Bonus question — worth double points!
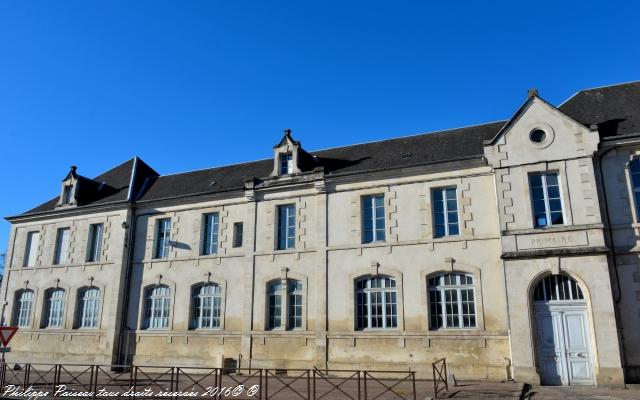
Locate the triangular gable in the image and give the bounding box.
[484,95,591,147]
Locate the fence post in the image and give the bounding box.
[306,370,310,400]
[24,363,30,390]
[412,372,416,400]
[357,371,361,400]
[362,371,367,400]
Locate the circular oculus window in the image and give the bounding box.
[529,128,547,144]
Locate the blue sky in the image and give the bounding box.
[1,1,639,261]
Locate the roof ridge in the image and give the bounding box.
[309,119,507,154]
[559,80,640,107]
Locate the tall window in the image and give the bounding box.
[154,218,171,259]
[62,185,73,204]
[202,213,219,255]
[23,231,39,267]
[44,288,66,328]
[362,194,385,243]
[529,173,564,228]
[13,290,34,327]
[288,280,303,329]
[267,279,303,330]
[87,223,103,262]
[432,187,459,237]
[191,283,222,329]
[233,222,244,248]
[629,159,640,221]
[53,228,71,265]
[276,204,296,250]
[77,287,101,328]
[143,285,171,329]
[428,273,476,329]
[280,153,293,175]
[355,276,397,330]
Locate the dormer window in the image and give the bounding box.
[62,185,73,204]
[279,153,293,175]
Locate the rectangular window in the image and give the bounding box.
[529,172,564,228]
[362,194,385,243]
[54,228,71,265]
[62,185,73,204]
[279,153,293,175]
[432,187,459,238]
[202,213,219,255]
[629,159,640,221]
[233,222,243,248]
[154,218,171,259]
[87,223,103,262]
[24,231,39,267]
[276,204,296,250]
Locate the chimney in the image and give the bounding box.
[528,88,539,98]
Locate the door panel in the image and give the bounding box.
[562,311,593,384]
[534,306,593,385]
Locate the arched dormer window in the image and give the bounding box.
[58,165,78,207]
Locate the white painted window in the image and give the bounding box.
[62,185,73,204]
[362,195,386,243]
[202,213,219,255]
[191,283,222,329]
[533,274,584,302]
[276,204,296,250]
[629,159,640,221]
[24,231,39,267]
[53,228,71,265]
[432,187,459,237]
[87,223,103,262]
[267,279,303,330]
[77,287,100,328]
[154,218,171,259]
[428,273,476,329]
[356,276,397,330]
[13,290,34,327]
[529,172,564,228]
[143,285,171,329]
[288,280,303,329]
[279,153,293,175]
[44,288,66,328]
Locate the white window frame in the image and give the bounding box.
[86,223,103,262]
[276,204,296,250]
[202,213,219,256]
[361,194,386,243]
[191,283,223,329]
[23,231,39,267]
[143,285,171,330]
[44,288,66,328]
[266,279,303,330]
[53,228,71,265]
[279,153,293,175]
[13,290,34,327]
[77,287,101,329]
[154,218,171,259]
[355,276,397,330]
[428,273,476,330]
[432,187,459,237]
[529,172,565,228]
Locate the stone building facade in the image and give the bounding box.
[2,82,640,386]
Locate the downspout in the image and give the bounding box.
[596,146,626,376]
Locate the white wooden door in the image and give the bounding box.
[534,306,593,385]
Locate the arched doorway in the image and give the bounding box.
[532,274,594,385]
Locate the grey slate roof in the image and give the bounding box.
[14,81,640,218]
[560,81,640,137]
[20,158,157,216]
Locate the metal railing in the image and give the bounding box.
[432,358,448,399]
[0,363,418,399]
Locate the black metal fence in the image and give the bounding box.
[431,358,448,399]
[0,363,421,399]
